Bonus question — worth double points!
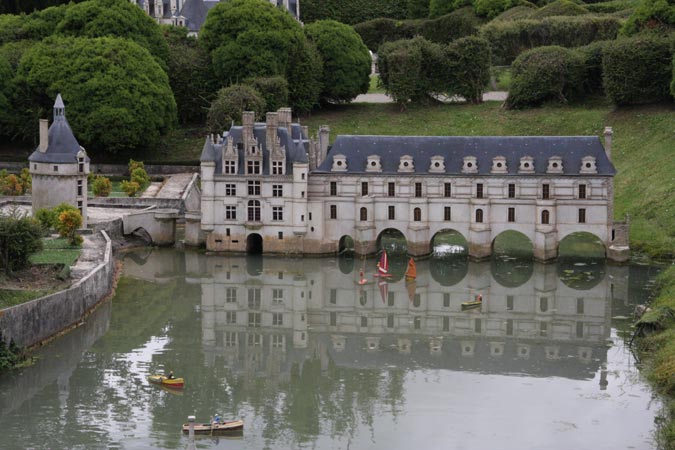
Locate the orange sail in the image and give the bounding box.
[405,258,417,280]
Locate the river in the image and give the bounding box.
[0,249,663,449]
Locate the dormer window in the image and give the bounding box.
[331,154,347,172]
[366,155,382,172]
[271,160,284,175]
[429,156,445,173]
[224,160,237,174]
[547,156,563,174]
[462,156,478,174]
[519,156,535,174]
[580,156,597,174]
[398,155,414,173]
[247,160,261,174]
[491,156,507,174]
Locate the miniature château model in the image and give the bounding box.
[29,94,90,227]
[131,0,300,35]
[199,109,630,262]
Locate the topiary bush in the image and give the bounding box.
[418,8,482,44]
[474,0,519,19]
[505,45,585,109]
[622,0,675,35]
[603,36,673,105]
[574,40,611,95]
[528,0,589,19]
[121,180,140,197]
[492,5,536,20]
[56,208,83,246]
[130,168,150,190]
[354,18,417,52]
[302,0,408,24]
[92,176,112,197]
[446,36,492,103]
[34,208,58,231]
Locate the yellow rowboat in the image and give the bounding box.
[182,419,244,435]
[148,374,184,388]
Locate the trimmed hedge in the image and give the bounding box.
[446,36,492,103]
[585,0,638,14]
[355,8,481,51]
[480,15,622,64]
[602,36,673,105]
[505,46,585,109]
[574,40,611,95]
[528,0,589,19]
[492,5,536,20]
[301,0,408,24]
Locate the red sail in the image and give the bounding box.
[405,258,417,280]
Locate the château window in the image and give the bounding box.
[224,160,237,174]
[78,157,84,173]
[247,160,261,175]
[330,181,337,196]
[248,180,261,196]
[444,183,451,197]
[225,287,237,303]
[271,160,284,175]
[273,313,283,326]
[444,207,451,221]
[225,205,236,220]
[388,182,395,197]
[248,200,261,222]
[476,183,484,199]
[578,208,586,223]
[415,183,422,198]
[272,206,283,221]
[360,207,368,221]
[361,182,369,196]
[225,184,236,196]
[508,207,515,222]
[541,209,550,225]
[542,184,550,199]
[330,204,337,219]
[388,205,395,220]
[578,184,586,199]
[53,165,58,172]
[475,209,484,223]
[508,183,515,198]
[272,184,283,197]
[77,180,83,196]
[413,207,422,222]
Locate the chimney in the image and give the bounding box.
[242,111,255,143]
[319,125,330,165]
[39,119,49,152]
[278,107,292,135]
[266,112,279,151]
[603,126,613,161]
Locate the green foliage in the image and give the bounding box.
[378,38,432,106]
[55,208,82,246]
[602,36,672,105]
[585,0,639,14]
[480,15,622,64]
[121,180,140,197]
[286,39,323,113]
[206,84,266,133]
[429,0,457,17]
[0,331,25,372]
[446,36,492,103]
[162,25,216,125]
[130,167,150,189]
[305,20,371,103]
[16,36,177,154]
[474,0,520,18]
[574,40,611,94]
[92,175,112,197]
[0,210,43,273]
[528,0,589,18]
[0,5,69,45]
[245,76,289,112]
[19,168,31,193]
[55,0,169,66]
[0,1,84,15]
[408,0,430,18]
[302,0,408,24]
[355,8,481,51]
[622,0,675,34]
[34,207,57,230]
[505,46,585,109]
[0,173,23,195]
[128,159,145,174]
[492,5,537,20]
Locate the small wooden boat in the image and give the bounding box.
[461,295,483,311]
[182,419,244,435]
[148,374,184,388]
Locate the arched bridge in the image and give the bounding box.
[123,207,181,245]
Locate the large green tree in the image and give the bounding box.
[16,36,176,154]
[305,20,371,103]
[623,0,675,34]
[200,0,322,113]
[0,0,85,15]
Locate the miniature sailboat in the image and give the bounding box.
[405,258,417,281]
[358,255,370,285]
[378,278,389,303]
[373,250,392,278]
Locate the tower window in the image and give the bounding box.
[541,209,550,225]
[475,209,484,223]
[476,183,483,199]
[330,204,337,219]
[579,184,586,199]
[388,182,395,197]
[330,181,337,196]
[508,183,515,198]
[413,207,421,222]
[508,207,515,222]
[361,182,368,196]
[578,208,586,223]
[542,183,550,199]
[415,183,422,198]
[444,183,452,197]
[388,205,395,220]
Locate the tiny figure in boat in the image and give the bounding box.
[167,370,174,380]
[475,294,482,303]
[214,414,221,424]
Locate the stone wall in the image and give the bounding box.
[0,230,115,348]
[0,162,199,176]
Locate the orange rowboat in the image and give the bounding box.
[148,374,184,388]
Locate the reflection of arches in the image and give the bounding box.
[130,227,153,244]
[430,257,469,286]
[558,232,606,259]
[491,257,534,288]
[430,229,469,256]
[492,230,533,259]
[338,254,354,274]
[376,228,407,255]
[246,254,263,276]
[558,259,605,290]
[246,233,263,254]
[338,235,354,254]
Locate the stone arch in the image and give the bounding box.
[376,228,407,255]
[430,229,469,257]
[558,232,606,259]
[129,227,153,244]
[246,233,263,254]
[492,230,534,260]
[338,235,354,254]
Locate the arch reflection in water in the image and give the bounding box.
[188,254,618,382]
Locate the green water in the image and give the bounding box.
[0,249,663,449]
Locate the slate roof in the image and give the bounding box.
[179,0,209,32]
[28,95,89,164]
[315,135,616,176]
[200,123,309,175]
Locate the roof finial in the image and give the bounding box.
[54,93,65,121]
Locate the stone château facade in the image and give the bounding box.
[200,109,629,262]
[29,94,90,227]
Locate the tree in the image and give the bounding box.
[408,0,430,18]
[206,84,265,133]
[0,210,43,274]
[623,0,675,35]
[56,208,83,246]
[305,20,371,104]
[92,176,112,197]
[446,36,491,103]
[246,76,289,112]
[16,36,176,155]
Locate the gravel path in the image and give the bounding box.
[353,91,508,103]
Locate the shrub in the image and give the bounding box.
[19,168,31,194]
[429,0,458,18]
[528,0,589,19]
[505,45,585,109]
[206,84,266,133]
[493,5,536,20]
[603,36,673,105]
[354,18,417,52]
[474,0,520,18]
[574,40,611,95]
[56,209,83,246]
[0,211,43,273]
[0,174,22,196]
[34,208,58,230]
[408,0,430,18]
[128,159,144,174]
[92,176,112,197]
[121,180,140,197]
[622,0,675,34]
[245,76,289,112]
[302,0,408,24]
[446,36,492,103]
[130,168,150,190]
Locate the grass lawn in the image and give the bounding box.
[29,237,81,266]
[0,289,52,309]
[88,180,128,198]
[368,74,386,94]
